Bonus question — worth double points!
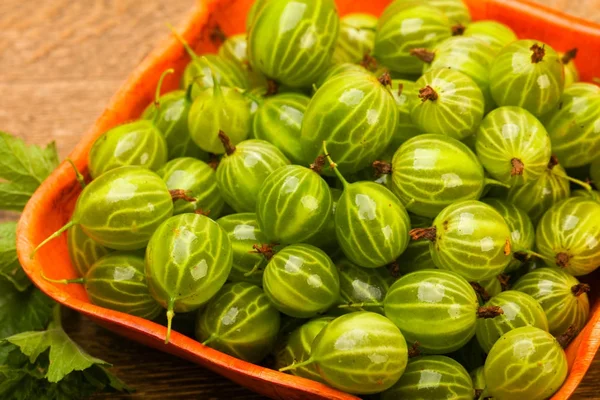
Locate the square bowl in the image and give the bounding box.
[16,0,600,398]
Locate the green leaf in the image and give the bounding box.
[0,132,59,211]
[0,278,54,340]
[0,222,30,291]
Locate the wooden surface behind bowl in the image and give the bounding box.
[0,0,599,398]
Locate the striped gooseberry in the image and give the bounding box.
[489,40,564,117]
[216,213,274,285]
[535,197,600,276]
[216,133,290,213]
[196,282,280,363]
[481,198,536,272]
[382,269,479,354]
[218,34,267,89]
[33,166,174,254]
[274,316,334,383]
[560,48,579,87]
[504,158,571,223]
[262,244,340,318]
[45,252,162,320]
[410,68,485,140]
[315,63,368,88]
[543,83,600,167]
[484,327,568,400]
[475,290,549,353]
[245,0,268,32]
[381,355,474,400]
[88,120,167,179]
[410,200,512,281]
[300,69,397,174]
[390,79,421,149]
[170,28,249,97]
[332,13,377,64]
[572,188,600,201]
[426,0,471,25]
[145,213,233,342]
[252,92,310,164]
[415,36,496,112]
[374,5,452,75]
[476,106,552,186]
[462,20,517,53]
[248,0,339,88]
[187,72,251,155]
[392,214,435,275]
[256,164,332,244]
[67,224,112,277]
[390,134,489,218]
[513,267,590,336]
[336,258,395,315]
[157,157,224,217]
[142,87,207,161]
[325,145,411,268]
[279,311,408,394]
[303,187,342,251]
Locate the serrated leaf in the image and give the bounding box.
[0,132,59,211]
[0,278,54,340]
[0,222,30,291]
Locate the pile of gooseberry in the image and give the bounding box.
[34,0,600,398]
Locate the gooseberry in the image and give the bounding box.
[332,13,377,64]
[336,258,394,315]
[67,224,112,277]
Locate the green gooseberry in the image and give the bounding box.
[411,200,512,281]
[325,146,411,268]
[45,251,162,320]
[170,27,248,97]
[303,187,342,251]
[88,120,167,179]
[410,68,485,140]
[390,79,421,149]
[332,13,377,64]
[315,63,368,88]
[252,92,310,164]
[475,290,549,353]
[513,267,590,336]
[379,0,471,26]
[218,34,267,89]
[196,282,280,363]
[216,213,273,285]
[157,157,224,217]
[145,213,233,342]
[216,134,290,213]
[262,244,339,318]
[383,269,478,354]
[390,134,490,218]
[463,20,517,53]
[572,189,600,201]
[300,69,397,174]
[142,88,208,161]
[67,224,112,277]
[560,48,580,87]
[484,327,568,400]
[490,40,564,117]
[274,316,334,383]
[187,71,251,154]
[245,0,269,32]
[33,166,174,255]
[476,106,552,186]
[279,311,408,394]
[416,36,496,112]
[470,366,486,399]
[336,258,395,315]
[374,5,452,75]
[536,197,600,276]
[481,198,536,273]
[543,83,600,167]
[504,160,571,224]
[247,0,339,88]
[256,165,332,244]
[381,355,474,400]
[393,214,435,275]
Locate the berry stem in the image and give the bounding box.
[165,297,176,344]
[66,158,86,189]
[551,169,593,192]
[241,89,263,105]
[278,357,315,372]
[571,283,591,297]
[561,48,578,64]
[167,23,200,62]
[41,270,85,285]
[244,258,265,277]
[322,141,349,189]
[202,334,218,346]
[153,68,175,123]
[218,130,236,155]
[515,249,553,262]
[476,306,504,319]
[410,48,436,64]
[409,227,436,242]
[30,220,77,259]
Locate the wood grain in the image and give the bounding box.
[0,0,598,399]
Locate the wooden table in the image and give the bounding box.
[1,0,598,398]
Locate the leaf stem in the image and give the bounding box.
[41,270,85,285]
[322,141,348,188]
[152,69,175,124]
[278,358,314,372]
[30,220,76,259]
[165,298,175,344]
[551,170,593,192]
[66,158,86,189]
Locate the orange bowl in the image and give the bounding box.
[16,0,600,398]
